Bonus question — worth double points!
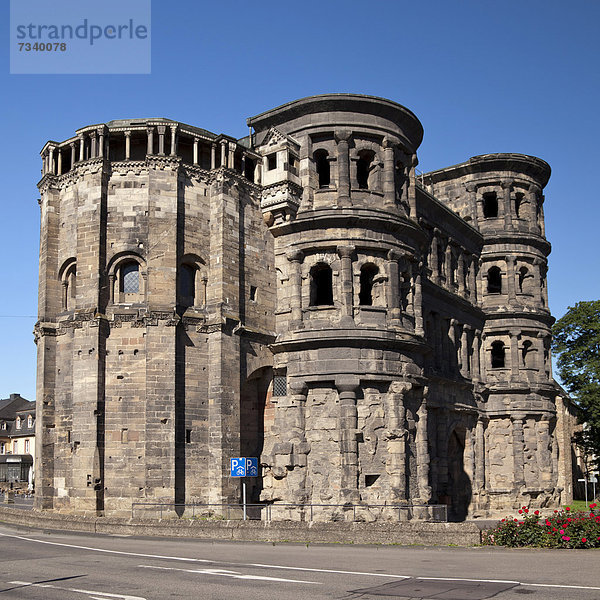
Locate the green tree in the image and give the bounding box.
[552,300,600,470]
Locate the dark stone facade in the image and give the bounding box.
[34,95,575,519]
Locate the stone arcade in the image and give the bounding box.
[34,94,576,520]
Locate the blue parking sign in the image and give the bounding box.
[246,457,259,477]
[230,457,246,477]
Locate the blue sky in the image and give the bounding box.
[1,0,598,400]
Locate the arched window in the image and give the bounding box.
[522,340,533,367]
[310,263,333,306]
[16,417,21,430]
[491,341,506,369]
[314,149,330,188]
[179,264,196,307]
[487,266,502,294]
[515,192,524,218]
[121,262,140,294]
[356,150,375,190]
[518,266,530,294]
[483,192,498,218]
[359,263,379,306]
[64,264,76,310]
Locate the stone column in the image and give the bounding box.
[448,319,457,371]
[469,256,478,302]
[48,147,55,175]
[475,418,486,492]
[157,126,166,155]
[510,331,520,381]
[386,250,401,322]
[457,253,465,296]
[502,180,513,229]
[286,250,304,329]
[472,330,481,381]
[334,130,351,206]
[57,149,63,175]
[413,268,424,336]
[220,141,227,168]
[505,255,516,303]
[460,325,469,377]
[170,125,178,157]
[407,155,417,218]
[511,416,526,491]
[228,142,236,169]
[98,128,105,158]
[532,258,542,304]
[146,126,154,155]
[193,139,199,165]
[90,130,97,158]
[336,378,360,501]
[210,143,216,169]
[79,135,85,162]
[529,186,540,233]
[430,231,440,285]
[124,131,131,161]
[437,408,449,496]
[445,243,453,288]
[338,245,355,323]
[536,415,552,488]
[465,183,478,224]
[70,143,76,167]
[416,390,432,502]
[382,138,396,206]
[286,380,310,503]
[383,381,410,501]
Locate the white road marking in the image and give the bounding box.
[138,564,321,585]
[249,563,410,579]
[3,530,600,592]
[9,581,146,600]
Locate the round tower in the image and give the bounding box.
[248,95,434,513]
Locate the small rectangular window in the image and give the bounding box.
[267,153,277,171]
[272,375,287,397]
[186,429,192,444]
[249,286,257,302]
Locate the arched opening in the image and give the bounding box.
[356,150,375,189]
[483,192,498,218]
[491,341,506,369]
[359,263,379,306]
[244,158,256,182]
[447,428,472,522]
[63,264,76,311]
[310,263,333,306]
[240,366,273,505]
[121,262,140,294]
[314,149,330,188]
[518,266,530,294]
[515,192,524,218]
[522,340,533,367]
[487,266,502,294]
[179,264,196,308]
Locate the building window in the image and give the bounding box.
[27,415,33,428]
[491,341,506,369]
[249,285,257,302]
[483,192,498,218]
[515,192,524,218]
[0,442,4,454]
[267,153,277,171]
[522,340,533,367]
[13,440,18,454]
[487,266,502,294]
[15,417,21,430]
[179,264,196,307]
[272,374,287,397]
[121,262,140,294]
[314,149,330,188]
[25,440,30,454]
[356,150,375,189]
[1,422,6,430]
[310,263,334,306]
[517,266,532,294]
[359,263,379,306]
[288,153,298,176]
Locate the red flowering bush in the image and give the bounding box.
[483,504,600,548]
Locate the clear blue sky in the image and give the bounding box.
[1,0,598,400]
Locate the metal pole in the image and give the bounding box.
[243,480,247,521]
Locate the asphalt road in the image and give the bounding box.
[0,524,599,599]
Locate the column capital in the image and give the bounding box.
[464,182,477,193]
[500,179,512,190]
[335,377,360,393]
[382,137,395,149]
[124,130,131,138]
[146,125,154,134]
[286,249,304,263]
[387,249,402,262]
[288,379,308,397]
[337,245,355,259]
[334,129,352,143]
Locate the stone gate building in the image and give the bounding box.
[34,94,576,520]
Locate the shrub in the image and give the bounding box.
[483,504,600,548]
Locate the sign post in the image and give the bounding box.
[230,457,258,521]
